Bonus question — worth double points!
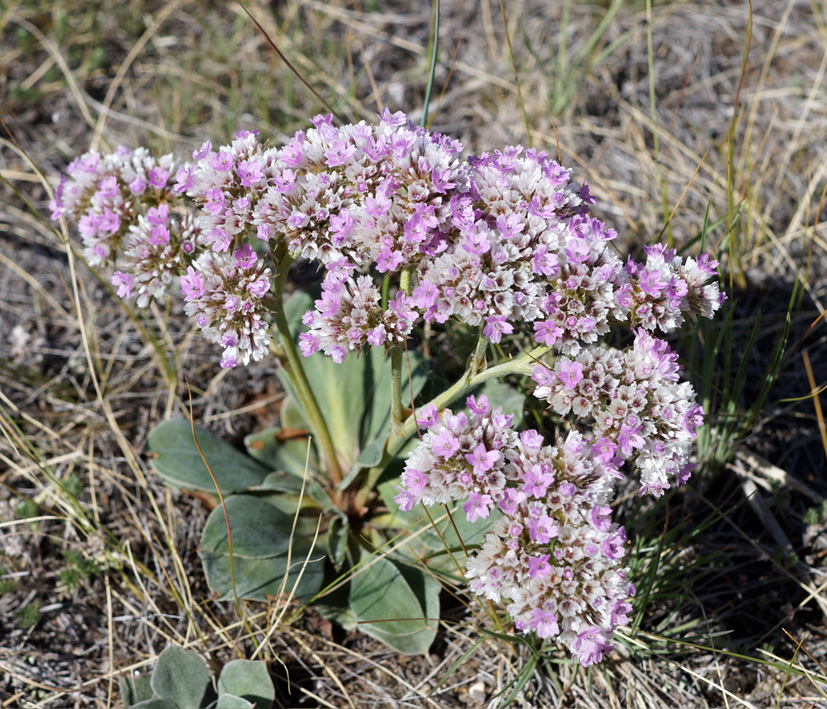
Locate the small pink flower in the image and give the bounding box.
[463,492,493,523]
[394,486,416,512]
[112,271,132,299]
[466,444,500,475]
[572,627,612,667]
[484,316,513,343]
[234,244,257,268]
[558,360,583,389]
[432,429,460,459]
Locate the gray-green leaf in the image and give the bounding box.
[199,495,325,602]
[348,550,439,655]
[129,700,178,709]
[149,645,210,709]
[147,420,270,493]
[215,695,254,709]
[217,660,275,709]
[244,428,320,483]
[120,673,154,707]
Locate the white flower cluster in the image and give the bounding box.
[53,113,724,369]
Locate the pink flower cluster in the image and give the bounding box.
[49,146,202,308]
[532,329,704,496]
[395,395,633,666]
[53,112,724,368]
[281,118,724,358]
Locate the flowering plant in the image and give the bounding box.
[51,109,723,663]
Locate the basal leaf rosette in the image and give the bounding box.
[394,395,633,666]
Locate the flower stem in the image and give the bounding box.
[389,266,415,435]
[271,248,343,486]
[390,346,404,435]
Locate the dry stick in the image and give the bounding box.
[360,41,384,112]
[9,17,96,129]
[655,143,712,244]
[803,350,827,480]
[778,629,808,703]
[85,440,116,707]
[781,628,827,687]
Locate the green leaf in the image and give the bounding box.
[244,428,320,482]
[360,348,429,446]
[257,472,331,510]
[278,295,428,471]
[283,290,314,335]
[147,420,270,493]
[340,351,429,489]
[277,349,371,469]
[120,674,154,707]
[217,660,275,709]
[149,645,210,709]
[279,394,309,431]
[199,494,325,602]
[352,435,386,471]
[129,700,177,709]
[326,513,349,567]
[216,695,253,709]
[348,550,439,654]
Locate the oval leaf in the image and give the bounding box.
[200,495,298,559]
[120,674,154,707]
[199,494,325,602]
[216,695,253,709]
[244,428,321,484]
[348,550,439,655]
[129,700,178,709]
[147,420,270,493]
[150,645,210,709]
[218,660,275,709]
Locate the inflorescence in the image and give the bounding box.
[52,110,724,665]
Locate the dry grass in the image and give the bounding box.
[2,0,827,706]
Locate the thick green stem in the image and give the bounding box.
[389,267,415,435]
[271,249,343,486]
[469,330,488,374]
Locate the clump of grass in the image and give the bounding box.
[58,549,101,592]
[14,600,42,629]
